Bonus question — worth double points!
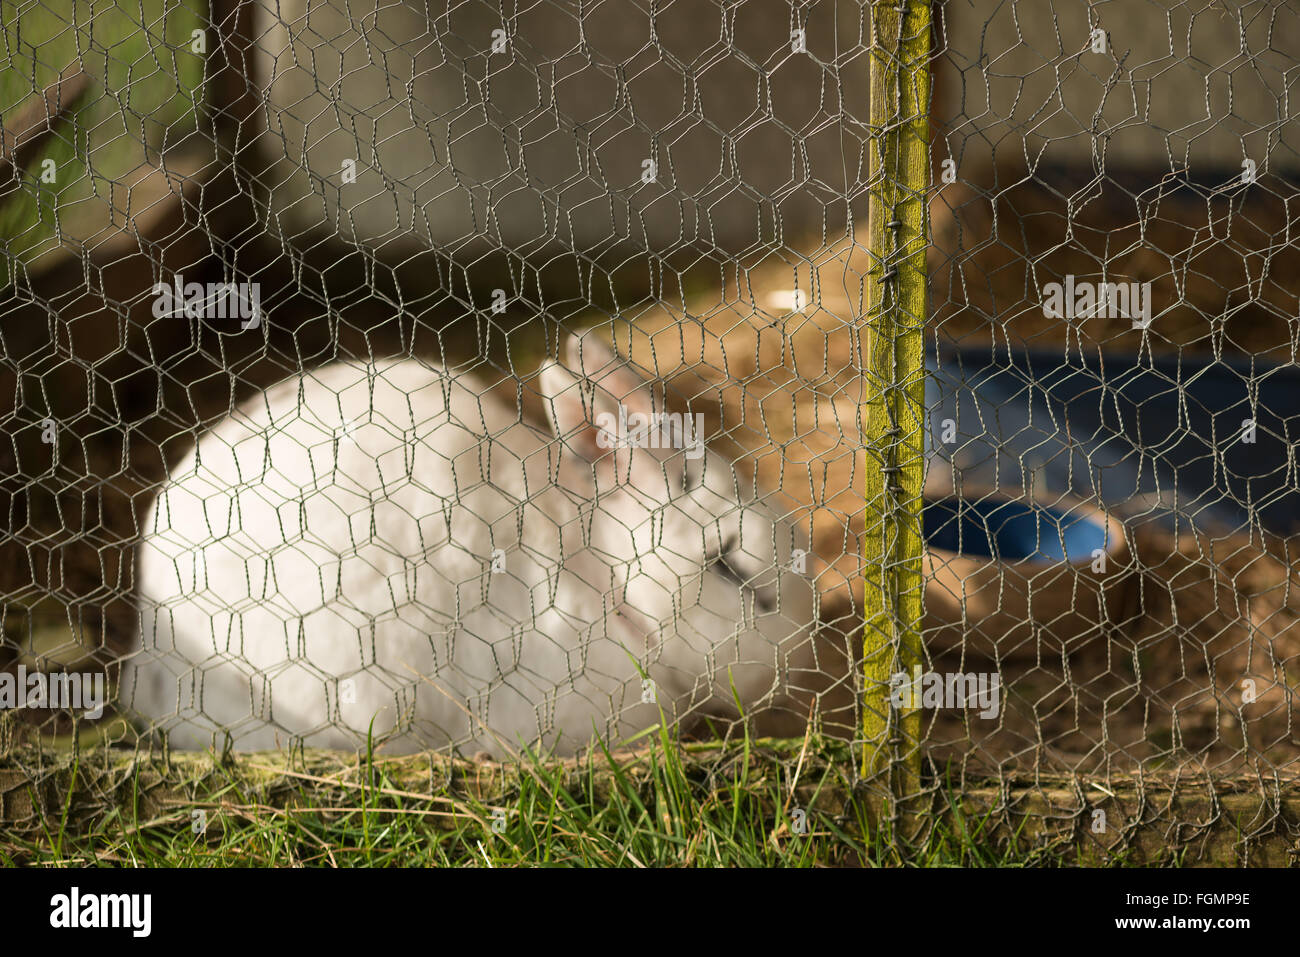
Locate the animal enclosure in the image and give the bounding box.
[2,0,1300,862]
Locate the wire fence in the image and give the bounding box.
[2,0,1299,853]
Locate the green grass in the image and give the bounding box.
[0,0,208,285]
[0,726,1070,867]
[5,713,1286,866]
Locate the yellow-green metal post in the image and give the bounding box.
[861,0,930,801]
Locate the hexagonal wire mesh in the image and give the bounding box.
[920,0,1300,847]
[1,0,1298,847]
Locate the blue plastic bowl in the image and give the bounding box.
[923,496,1109,563]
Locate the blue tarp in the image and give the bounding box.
[926,344,1300,536]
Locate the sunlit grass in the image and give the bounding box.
[0,725,1101,868]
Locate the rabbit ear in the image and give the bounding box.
[538,359,601,461]
[539,334,657,463]
[564,334,587,372]
[568,333,655,414]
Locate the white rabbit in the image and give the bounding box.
[124,334,826,756]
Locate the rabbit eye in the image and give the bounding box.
[713,555,744,586]
[706,536,777,614]
[705,533,739,569]
[684,456,706,491]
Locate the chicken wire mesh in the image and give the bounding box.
[0,0,1297,853]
